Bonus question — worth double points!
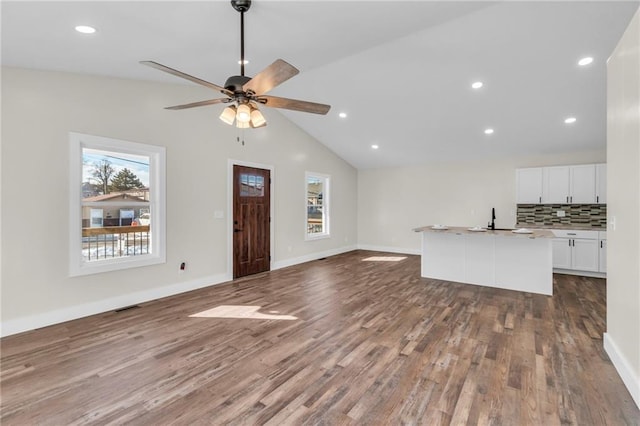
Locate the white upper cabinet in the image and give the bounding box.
[516,167,543,204]
[520,163,601,204]
[542,166,570,203]
[596,163,607,204]
[569,164,596,204]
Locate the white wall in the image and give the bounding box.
[357,151,606,253]
[0,67,357,335]
[605,7,640,408]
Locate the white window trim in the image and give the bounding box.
[305,171,330,240]
[69,132,166,276]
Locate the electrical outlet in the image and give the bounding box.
[556,210,566,217]
[179,262,186,271]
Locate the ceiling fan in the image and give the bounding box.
[141,0,331,128]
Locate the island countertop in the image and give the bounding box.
[413,226,554,239]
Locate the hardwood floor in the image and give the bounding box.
[1,250,638,425]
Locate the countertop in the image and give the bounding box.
[413,226,554,239]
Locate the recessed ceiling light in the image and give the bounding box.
[564,117,577,124]
[338,112,347,118]
[371,144,379,150]
[471,81,483,89]
[484,128,494,135]
[578,57,593,66]
[75,25,96,34]
[238,59,249,65]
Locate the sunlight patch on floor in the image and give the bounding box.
[362,256,407,262]
[189,305,298,320]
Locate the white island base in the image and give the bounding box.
[415,227,554,296]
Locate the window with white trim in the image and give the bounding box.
[305,172,330,239]
[69,132,166,276]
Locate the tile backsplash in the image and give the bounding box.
[516,204,606,228]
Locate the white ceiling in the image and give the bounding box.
[2,1,638,169]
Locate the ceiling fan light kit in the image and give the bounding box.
[219,105,237,125]
[141,0,330,131]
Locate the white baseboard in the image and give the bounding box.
[272,245,357,270]
[604,332,640,409]
[357,244,421,256]
[0,273,231,338]
[553,268,606,278]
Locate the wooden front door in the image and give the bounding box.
[233,165,271,278]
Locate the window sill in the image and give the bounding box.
[305,233,331,241]
[70,254,165,277]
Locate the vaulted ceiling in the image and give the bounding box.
[2,1,638,168]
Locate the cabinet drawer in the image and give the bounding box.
[551,229,599,239]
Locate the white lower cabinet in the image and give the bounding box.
[571,239,599,272]
[552,238,572,269]
[599,231,607,273]
[551,230,601,274]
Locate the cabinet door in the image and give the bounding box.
[596,164,607,204]
[572,239,599,272]
[599,239,607,273]
[543,166,570,204]
[516,168,543,204]
[552,238,572,269]
[570,164,596,204]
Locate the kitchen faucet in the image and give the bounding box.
[488,207,496,230]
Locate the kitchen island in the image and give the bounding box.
[413,226,555,295]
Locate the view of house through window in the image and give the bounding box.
[306,172,330,239]
[70,132,166,276]
[82,148,151,261]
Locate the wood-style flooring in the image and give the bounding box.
[1,250,638,425]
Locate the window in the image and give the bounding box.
[69,132,166,276]
[306,172,330,239]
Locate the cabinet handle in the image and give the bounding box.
[539,196,541,203]
[568,240,571,247]
[601,241,603,248]
[567,233,577,235]
[566,196,569,203]
[570,196,573,203]
[597,195,599,203]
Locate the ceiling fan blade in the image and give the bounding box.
[243,59,300,95]
[165,98,229,110]
[260,95,331,115]
[140,61,233,96]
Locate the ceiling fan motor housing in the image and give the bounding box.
[224,75,252,95]
[231,0,251,13]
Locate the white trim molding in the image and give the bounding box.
[0,273,231,338]
[604,332,640,409]
[357,244,421,256]
[69,132,166,276]
[273,245,356,270]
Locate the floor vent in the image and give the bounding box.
[115,305,141,313]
